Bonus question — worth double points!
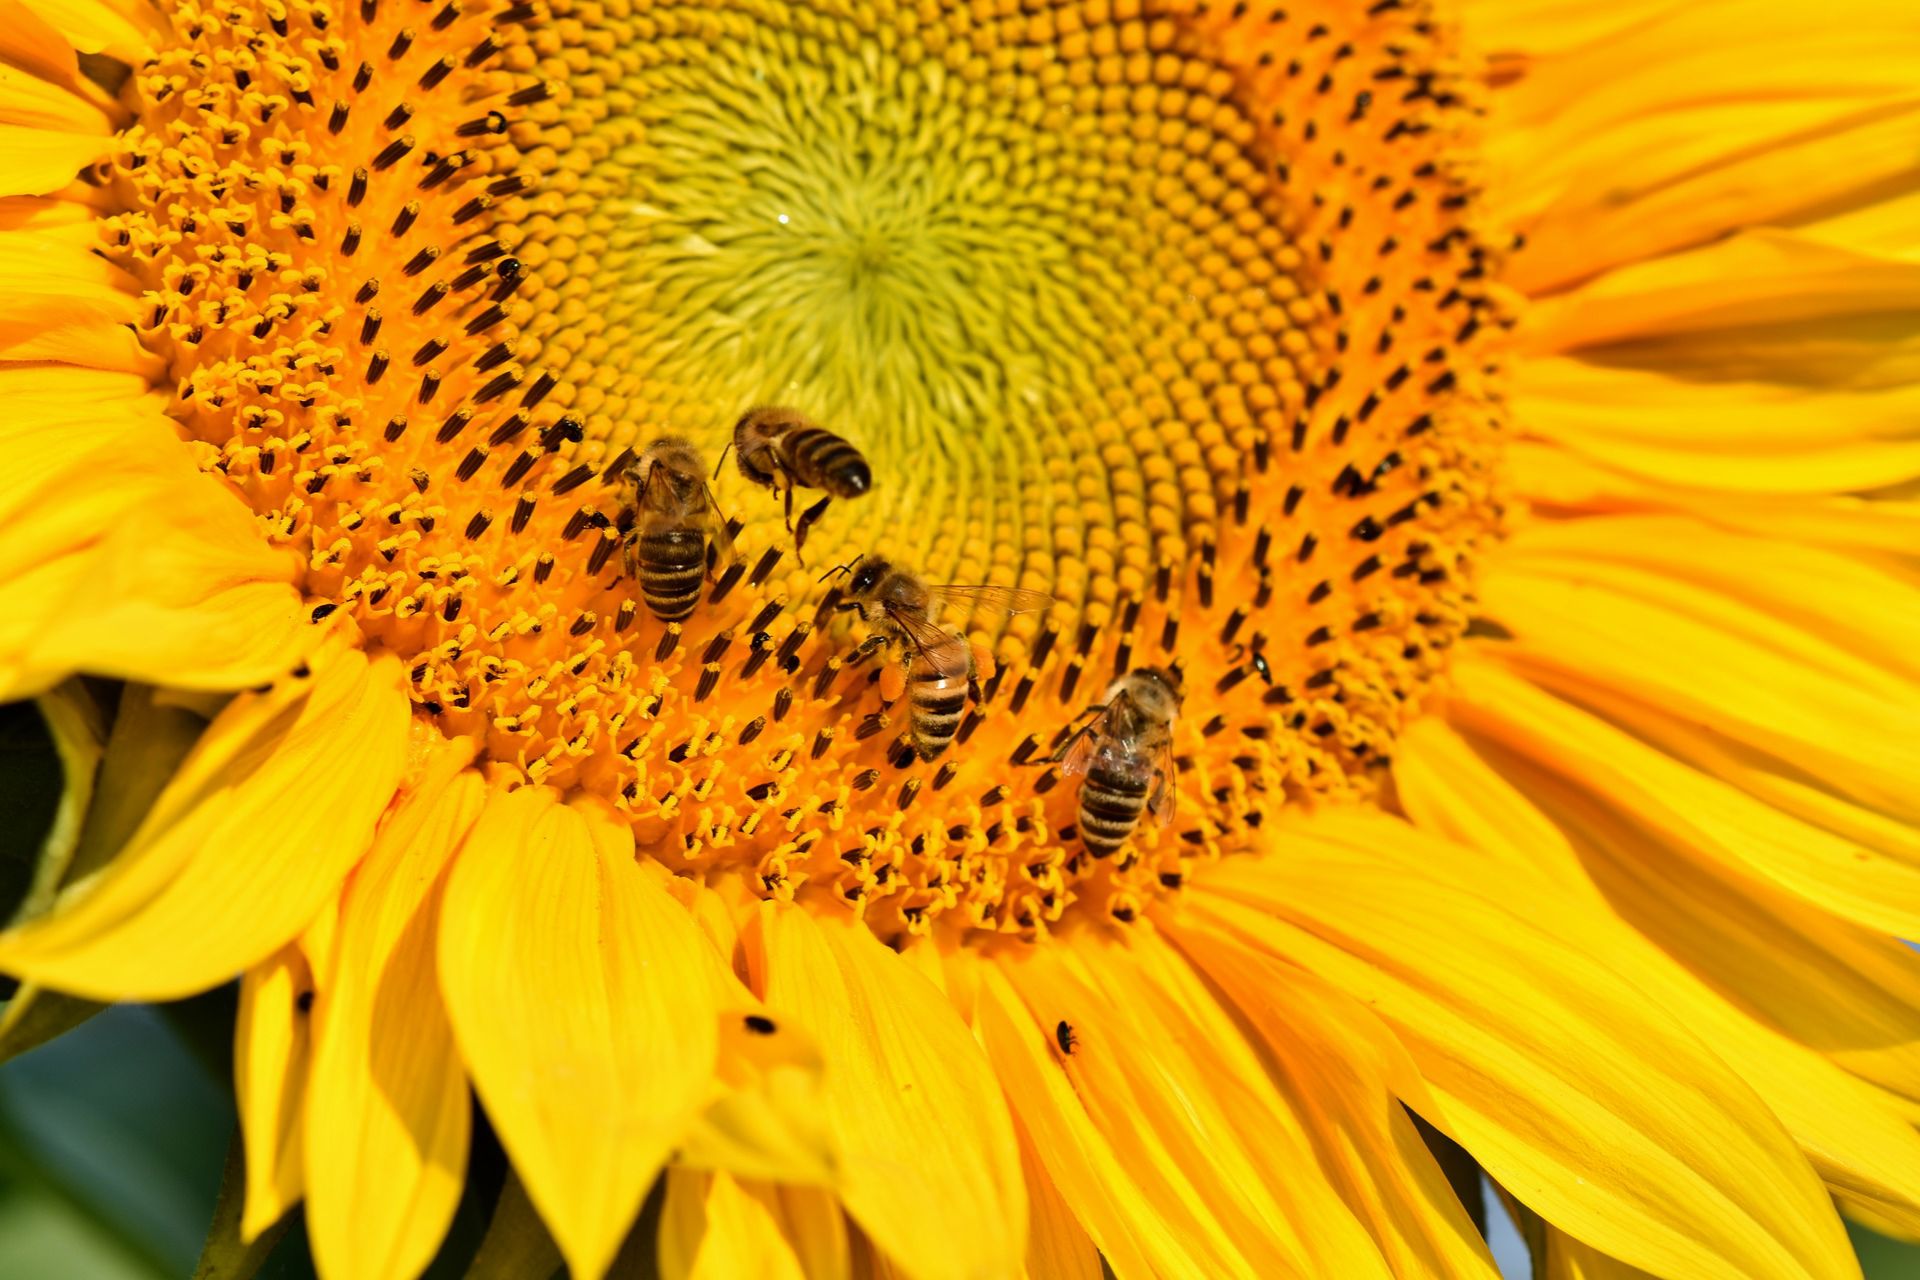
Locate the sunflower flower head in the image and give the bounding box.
[4,0,1919,1278]
[98,0,1509,941]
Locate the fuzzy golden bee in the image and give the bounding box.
[1053,667,1182,858]
[620,436,733,623]
[824,555,1050,760]
[725,406,872,562]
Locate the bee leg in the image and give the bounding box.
[1046,722,1092,764]
[1045,705,1105,759]
[968,640,997,682]
[792,496,831,565]
[618,529,640,581]
[877,659,908,705]
[850,633,890,664]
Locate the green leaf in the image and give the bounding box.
[0,1161,161,1280]
[62,684,209,896]
[1854,1222,1920,1279]
[605,1177,667,1280]
[463,1170,562,1280]
[0,1005,234,1274]
[191,1131,290,1280]
[0,985,104,1068]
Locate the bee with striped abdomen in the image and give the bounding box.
[823,555,1051,760]
[726,406,872,563]
[1053,667,1181,858]
[620,436,734,623]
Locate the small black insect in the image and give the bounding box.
[1227,641,1274,686]
[1055,1019,1078,1056]
[744,1014,777,1035]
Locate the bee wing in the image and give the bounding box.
[697,479,736,569]
[1148,737,1180,828]
[883,603,971,680]
[925,587,1059,621]
[1053,714,1107,778]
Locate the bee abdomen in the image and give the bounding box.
[636,527,705,621]
[907,677,968,759]
[788,427,871,498]
[1078,765,1150,857]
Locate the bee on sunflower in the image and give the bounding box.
[1,0,1917,1277]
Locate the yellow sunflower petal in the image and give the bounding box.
[235,936,314,1241]
[0,228,148,364]
[0,196,101,235]
[991,937,1390,1280]
[748,903,1025,1280]
[974,964,1182,1280]
[1191,817,1859,1280]
[1515,358,1920,496]
[1449,650,1920,940]
[1462,0,1675,58]
[0,124,113,196]
[1523,220,1920,356]
[1544,1226,1660,1280]
[1483,0,1920,292]
[1506,441,1920,559]
[1395,713,1920,1234]
[772,1186,851,1280]
[0,383,306,701]
[0,363,150,417]
[17,0,155,59]
[305,739,482,1280]
[657,1169,807,1280]
[0,48,114,134]
[438,787,725,1280]
[0,372,162,524]
[1477,554,1920,834]
[1389,716,1576,886]
[1165,925,1500,1280]
[681,1000,836,1188]
[1478,523,1920,842]
[1016,1121,1101,1280]
[0,647,407,1000]
[1085,933,1403,1279]
[0,0,81,83]
[1504,516,1920,684]
[1441,669,1920,1100]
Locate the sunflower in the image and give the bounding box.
[3,0,1918,1275]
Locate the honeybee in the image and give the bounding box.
[724,407,872,562]
[823,556,1051,760]
[621,436,734,623]
[1053,667,1181,858]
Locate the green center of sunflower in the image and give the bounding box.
[104,0,1510,939]
[517,0,1329,602]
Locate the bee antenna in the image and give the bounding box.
[713,438,733,481]
[817,553,863,583]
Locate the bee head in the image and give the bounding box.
[1139,665,1183,703]
[849,556,888,595]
